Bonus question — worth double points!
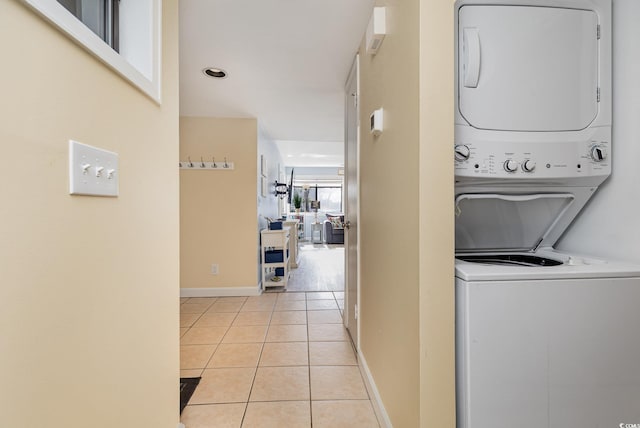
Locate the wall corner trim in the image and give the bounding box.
[180,285,262,297]
[358,350,393,428]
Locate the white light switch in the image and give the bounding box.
[69,140,119,197]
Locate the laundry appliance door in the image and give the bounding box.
[458,5,599,132]
[455,193,576,253]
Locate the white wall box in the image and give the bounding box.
[370,108,383,136]
[365,7,386,55]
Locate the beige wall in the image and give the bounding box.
[0,1,180,428]
[359,0,422,425]
[419,0,456,426]
[180,117,259,289]
[358,0,455,426]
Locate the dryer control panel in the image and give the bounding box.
[454,127,611,182]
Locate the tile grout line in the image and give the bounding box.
[199,299,247,372]
[180,298,226,412]
[239,300,275,427]
[180,297,217,331]
[182,291,375,424]
[306,292,314,427]
[180,298,219,377]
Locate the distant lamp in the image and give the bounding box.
[311,200,321,223]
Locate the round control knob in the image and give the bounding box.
[590,145,607,162]
[454,145,471,162]
[503,159,518,173]
[521,159,536,172]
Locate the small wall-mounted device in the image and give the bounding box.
[370,108,384,136]
[366,7,387,55]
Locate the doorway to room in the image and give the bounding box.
[277,174,346,294]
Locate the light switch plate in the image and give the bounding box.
[69,140,119,197]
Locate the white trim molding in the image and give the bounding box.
[180,285,262,298]
[20,0,162,103]
[358,350,392,428]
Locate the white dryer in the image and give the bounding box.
[454,0,612,187]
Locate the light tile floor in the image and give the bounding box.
[180,291,379,428]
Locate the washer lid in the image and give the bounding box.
[455,193,577,252]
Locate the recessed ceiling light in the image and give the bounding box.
[203,67,227,79]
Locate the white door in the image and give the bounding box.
[458,5,599,131]
[344,56,359,345]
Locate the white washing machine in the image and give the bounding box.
[455,189,640,428]
[453,0,640,426]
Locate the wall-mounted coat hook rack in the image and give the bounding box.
[179,155,235,170]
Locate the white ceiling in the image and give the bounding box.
[275,140,344,167]
[179,0,374,166]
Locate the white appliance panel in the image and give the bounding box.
[454,128,611,183]
[454,185,598,252]
[456,276,640,428]
[455,193,575,252]
[458,5,599,132]
[455,247,640,281]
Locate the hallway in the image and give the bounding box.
[179,292,379,427]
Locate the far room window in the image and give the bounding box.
[56,0,120,51]
[291,184,343,213]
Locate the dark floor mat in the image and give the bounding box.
[180,377,201,414]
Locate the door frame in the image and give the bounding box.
[344,54,360,348]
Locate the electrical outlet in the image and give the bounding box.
[211,264,219,275]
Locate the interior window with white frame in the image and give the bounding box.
[21,0,161,102]
[56,0,120,51]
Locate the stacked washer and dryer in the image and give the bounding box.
[454,1,640,427]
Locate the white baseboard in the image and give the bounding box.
[358,350,393,428]
[180,285,261,297]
